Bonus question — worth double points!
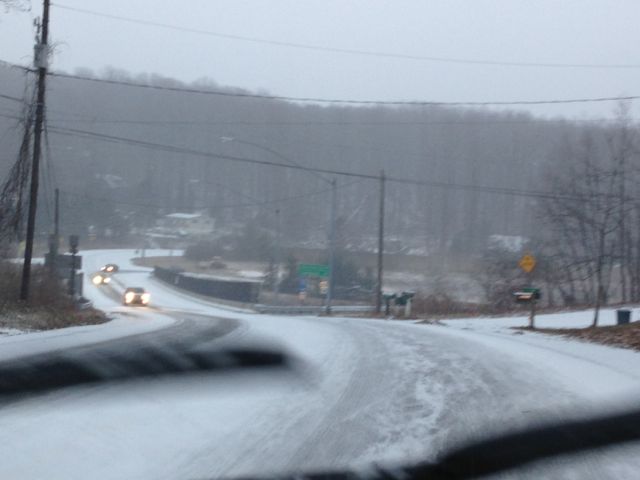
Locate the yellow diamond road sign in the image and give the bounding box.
[519,254,536,273]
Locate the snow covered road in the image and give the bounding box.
[1,249,640,479]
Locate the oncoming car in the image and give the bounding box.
[100,264,119,273]
[91,273,111,285]
[123,287,150,306]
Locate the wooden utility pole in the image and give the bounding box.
[20,0,50,301]
[47,188,59,276]
[376,170,386,313]
[54,188,59,250]
[272,208,281,303]
[326,177,337,314]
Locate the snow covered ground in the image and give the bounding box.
[443,306,639,330]
[0,249,639,479]
[0,327,30,336]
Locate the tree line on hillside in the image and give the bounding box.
[1,64,581,255]
[2,66,640,315]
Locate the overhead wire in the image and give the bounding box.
[45,124,581,201]
[3,59,639,107]
[0,93,25,104]
[0,97,625,204]
[37,111,615,167]
[7,110,575,207]
[43,116,621,127]
[45,69,640,107]
[61,178,364,212]
[47,124,380,179]
[51,2,640,70]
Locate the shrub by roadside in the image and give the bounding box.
[0,262,108,332]
[411,292,526,318]
[530,322,640,352]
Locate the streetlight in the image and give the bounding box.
[220,136,338,313]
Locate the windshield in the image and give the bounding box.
[1,1,640,479]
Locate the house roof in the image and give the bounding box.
[165,213,202,220]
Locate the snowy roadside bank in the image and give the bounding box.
[433,313,640,404]
[532,323,640,351]
[437,305,640,352]
[440,305,639,330]
[0,249,187,362]
[0,311,177,362]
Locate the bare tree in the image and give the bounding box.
[542,131,624,326]
[1,0,30,13]
[604,103,640,302]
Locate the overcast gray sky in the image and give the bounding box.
[2,0,640,119]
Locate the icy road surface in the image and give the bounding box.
[1,249,640,479]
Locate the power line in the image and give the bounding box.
[47,124,379,179]
[46,69,640,107]
[0,110,592,189]
[43,114,624,128]
[60,178,363,211]
[4,60,640,107]
[0,93,24,104]
[39,114,619,166]
[2,111,620,202]
[45,124,579,201]
[52,2,640,70]
[0,112,22,121]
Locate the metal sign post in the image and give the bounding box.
[297,264,329,307]
[68,235,79,298]
[518,253,537,328]
[530,295,536,329]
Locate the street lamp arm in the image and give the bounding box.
[220,136,331,184]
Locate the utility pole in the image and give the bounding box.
[68,234,78,298]
[53,188,59,252]
[20,0,50,301]
[272,208,281,303]
[326,177,337,314]
[47,188,59,276]
[376,170,386,313]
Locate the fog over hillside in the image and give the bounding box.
[1,64,594,257]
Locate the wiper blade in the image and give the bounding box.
[228,408,640,480]
[412,407,640,478]
[0,344,290,397]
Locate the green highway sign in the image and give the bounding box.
[298,263,329,278]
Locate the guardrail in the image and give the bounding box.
[153,266,261,303]
[255,305,375,315]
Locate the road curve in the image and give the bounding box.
[0,249,639,479]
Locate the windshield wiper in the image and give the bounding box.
[227,407,640,480]
[0,344,290,397]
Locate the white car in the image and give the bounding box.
[123,287,150,306]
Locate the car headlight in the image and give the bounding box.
[141,293,150,304]
[103,276,111,284]
[124,292,135,303]
[92,275,103,285]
